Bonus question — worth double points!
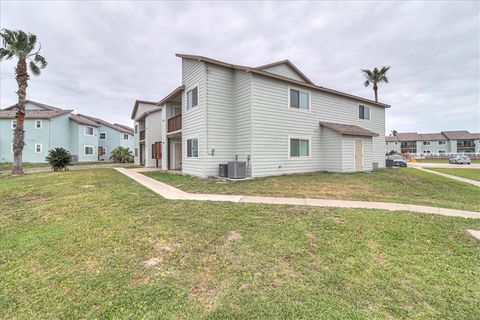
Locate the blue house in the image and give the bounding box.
[0,100,133,163]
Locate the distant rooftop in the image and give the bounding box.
[386,130,479,142]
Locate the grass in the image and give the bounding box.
[1,169,479,319]
[414,158,480,163]
[429,168,480,182]
[0,161,113,171]
[144,168,480,212]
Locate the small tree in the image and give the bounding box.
[45,147,71,171]
[361,66,390,102]
[110,147,133,163]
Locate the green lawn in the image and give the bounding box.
[144,168,480,212]
[429,168,480,182]
[0,161,112,171]
[415,158,480,163]
[1,169,480,318]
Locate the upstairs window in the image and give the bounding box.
[11,120,16,129]
[123,134,129,140]
[423,141,430,145]
[359,105,370,120]
[35,120,42,129]
[289,88,310,110]
[187,138,198,158]
[187,87,198,110]
[99,132,107,140]
[289,138,310,158]
[438,140,446,145]
[84,126,94,136]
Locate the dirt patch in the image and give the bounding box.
[143,258,161,267]
[80,185,94,188]
[227,231,242,242]
[305,232,317,247]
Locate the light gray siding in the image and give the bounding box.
[182,59,206,176]
[320,127,342,172]
[261,63,306,83]
[342,136,373,172]
[233,70,253,176]
[145,110,163,167]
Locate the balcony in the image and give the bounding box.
[168,114,182,133]
[139,130,145,141]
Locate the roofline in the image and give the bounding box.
[156,85,185,106]
[319,121,379,137]
[69,114,99,127]
[135,107,162,122]
[255,59,315,85]
[78,114,133,134]
[131,99,159,119]
[0,109,73,119]
[2,100,68,111]
[175,53,390,108]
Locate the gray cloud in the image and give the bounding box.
[1,1,479,133]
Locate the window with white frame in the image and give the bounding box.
[84,126,94,136]
[438,140,446,145]
[11,120,16,129]
[289,137,310,158]
[423,141,430,145]
[84,146,94,155]
[99,132,107,140]
[186,87,198,110]
[289,88,310,110]
[35,143,42,153]
[359,105,370,120]
[123,134,129,140]
[187,138,198,157]
[35,120,42,129]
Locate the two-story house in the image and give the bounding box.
[132,54,390,177]
[0,100,133,163]
[386,131,480,155]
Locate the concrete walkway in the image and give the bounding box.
[409,162,480,169]
[412,166,480,187]
[115,167,480,219]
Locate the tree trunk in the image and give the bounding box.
[373,84,378,102]
[11,58,29,175]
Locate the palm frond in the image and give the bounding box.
[29,61,41,75]
[0,48,11,60]
[363,79,370,87]
[34,53,47,68]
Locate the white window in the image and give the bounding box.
[187,138,198,158]
[438,140,446,145]
[99,132,106,140]
[186,87,198,110]
[84,146,94,155]
[123,134,129,140]
[35,120,42,129]
[35,143,42,153]
[359,105,370,120]
[289,137,310,158]
[289,88,310,110]
[11,120,16,129]
[84,126,94,136]
[423,141,430,145]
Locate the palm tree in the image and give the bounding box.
[0,29,47,175]
[390,130,398,136]
[361,66,390,102]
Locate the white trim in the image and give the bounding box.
[11,120,16,129]
[99,132,107,140]
[287,135,312,160]
[185,84,199,112]
[354,138,364,171]
[358,104,371,120]
[35,143,42,153]
[185,136,199,158]
[172,141,182,168]
[11,144,14,153]
[288,86,311,112]
[35,120,42,129]
[84,145,94,156]
[84,126,94,136]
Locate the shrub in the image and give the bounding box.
[110,147,133,163]
[45,147,71,171]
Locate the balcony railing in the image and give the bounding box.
[167,114,182,133]
[139,130,145,141]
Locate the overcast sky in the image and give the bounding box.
[1,1,479,133]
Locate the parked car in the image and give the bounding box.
[387,155,408,167]
[449,155,471,164]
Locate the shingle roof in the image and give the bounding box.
[441,130,477,140]
[386,131,478,141]
[113,123,134,134]
[319,121,379,137]
[0,100,73,119]
[69,114,99,127]
[417,133,447,141]
[176,53,390,108]
[385,136,399,142]
[78,114,133,134]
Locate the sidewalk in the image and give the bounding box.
[115,167,480,219]
[0,163,134,174]
[411,166,480,187]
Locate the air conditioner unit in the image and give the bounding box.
[228,161,246,179]
[219,163,228,177]
[70,155,79,162]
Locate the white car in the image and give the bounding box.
[449,155,471,164]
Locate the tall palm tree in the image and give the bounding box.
[362,66,390,102]
[0,29,47,175]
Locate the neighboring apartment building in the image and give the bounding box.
[385,131,480,155]
[0,100,134,163]
[132,54,390,178]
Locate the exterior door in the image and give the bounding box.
[354,139,363,171]
[173,142,182,170]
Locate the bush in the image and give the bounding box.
[45,147,71,171]
[110,147,133,163]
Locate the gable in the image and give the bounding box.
[261,63,308,83]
